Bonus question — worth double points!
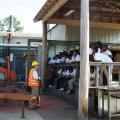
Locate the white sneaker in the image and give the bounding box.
[59,88,64,91]
[67,90,71,94]
[48,85,52,88]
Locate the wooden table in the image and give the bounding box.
[100,87,120,120]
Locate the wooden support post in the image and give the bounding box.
[26,41,31,86]
[96,65,99,87]
[108,92,111,120]
[100,65,103,85]
[98,89,102,118]
[25,57,28,85]
[21,102,25,119]
[102,92,104,117]
[119,72,120,86]
[108,65,112,86]
[41,22,47,91]
[78,0,90,119]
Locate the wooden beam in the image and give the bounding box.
[27,41,31,86]
[48,18,80,26]
[48,18,120,29]
[42,0,69,22]
[41,22,47,91]
[0,93,36,101]
[78,0,89,119]
[91,21,120,30]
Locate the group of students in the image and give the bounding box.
[47,41,114,94]
[48,49,80,64]
[90,41,113,85]
[47,49,81,94]
[47,66,78,94]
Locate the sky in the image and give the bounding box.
[0,0,47,34]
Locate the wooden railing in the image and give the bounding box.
[48,62,120,88]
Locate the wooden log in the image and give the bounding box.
[41,22,47,91]
[26,41,31,86]
[48,18,120,30]
[78,0,90,119]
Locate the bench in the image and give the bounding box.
[100,87,120,120]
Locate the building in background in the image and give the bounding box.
[0,32,42,82]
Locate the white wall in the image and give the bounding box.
[66,26,120,44]
[0,33,41,47]
[90,28,120,43]
[66,26,80,41]
[48,45,67,58]
[47,25,120,57]
[47,25,66,40]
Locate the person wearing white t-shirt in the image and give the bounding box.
[71,49,80,63]
[93,48,113,85]
[101,45,112,58]
[67,68,77,94]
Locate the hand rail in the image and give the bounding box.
[47,62,120,88]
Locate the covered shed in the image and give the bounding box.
[34,0,120,119]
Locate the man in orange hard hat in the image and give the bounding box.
[28,61,41,108]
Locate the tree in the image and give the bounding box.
[0,16,24,32]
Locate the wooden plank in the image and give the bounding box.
[78,0,89,119]
[5,93,31,101]
[108,65,112,86]
[47,18,80,26]
[48,18,120,30]
[0,93,5,99]
[42,0,69,22]
[0,93,36,101]
[91,21,120,30]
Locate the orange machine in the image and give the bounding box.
[0,32,16,84]
[0,32,38,116]
[5,56,16,82]
[0,56,16,84]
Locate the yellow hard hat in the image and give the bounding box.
[32,61,39,67]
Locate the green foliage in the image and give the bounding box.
[0,16,24,32]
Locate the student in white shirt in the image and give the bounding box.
[93,47,113,85]
[101,45,112,58]
[67,68,77,94]
[93,48,113,62]
[71,49,80,62]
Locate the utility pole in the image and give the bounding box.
[6,15,13,84]
[6,15,13,32]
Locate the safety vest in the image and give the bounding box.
[28,68,39,87]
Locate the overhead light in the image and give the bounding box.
[64,10,75,16]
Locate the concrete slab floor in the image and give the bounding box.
[0,95,99,120]
[38,94,99,120]
[0,100,43,120]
